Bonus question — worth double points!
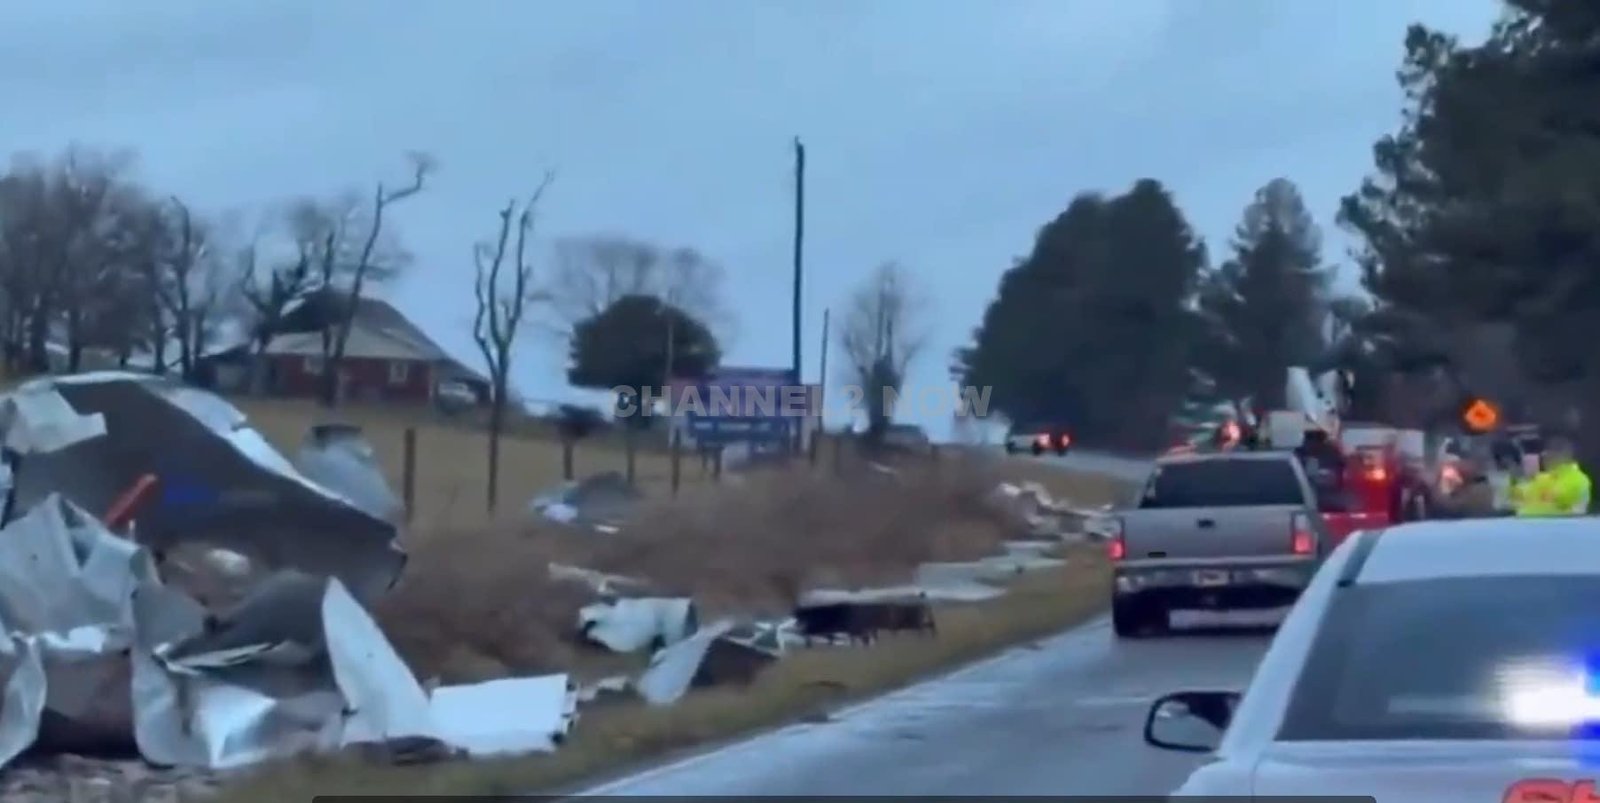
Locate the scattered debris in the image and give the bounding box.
[577,597,698,653]
[426,675,578,757]
[791,598,937,646]
[11,373,406,601]
[294,423,404,524]
[528,471,640,531]
[0,375,1106,790]
[634,621,780,706]
[575,675,632,707]
[988,480,1111,539]
[0,372,577,780]
[547,563,650,596]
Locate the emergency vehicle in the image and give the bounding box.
[1192,367,1433,547]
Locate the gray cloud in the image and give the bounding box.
[0,0,1499,432]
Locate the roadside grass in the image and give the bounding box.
[214,550,1111,801]
[371,454,1127,684]
[233,397,698,528]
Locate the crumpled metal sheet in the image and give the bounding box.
[427,674,578,756]
[633,620,779,706]
[0,492,574,771]
[8,372,405,600]
[294,424,404,525]
[0,384,107,455]
[0,376,578,772]
[634,621,733,706]
[578,597,697,653]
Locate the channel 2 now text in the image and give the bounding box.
[612,385,995,418]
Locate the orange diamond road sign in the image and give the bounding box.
[1462,398,1500,432]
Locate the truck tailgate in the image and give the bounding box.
[1121,505,1303,560]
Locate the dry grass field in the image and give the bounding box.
[235,397,699,528]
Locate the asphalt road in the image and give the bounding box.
[577,615,1274,796]
[1046,449,1153,485]
[575,452,1276,797]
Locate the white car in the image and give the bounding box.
[1145,516,1600,802]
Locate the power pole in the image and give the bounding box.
[791,136,806,452]
[818,307,830,433]
[791,137,805,383]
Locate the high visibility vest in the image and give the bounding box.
[1548,462,1592,515]
[1513,464,1593,516]
[1512,472,1557,516]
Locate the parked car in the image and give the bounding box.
[434,379,478,413]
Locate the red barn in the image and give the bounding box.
[259,293,488,405]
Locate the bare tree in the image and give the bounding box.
[0,160,58,372]
[473,173,554,512]
[158,197,214,378]
[545,234,728,339]
[0,148,260,380]
[319,153,432,406]
[238,226,317,391]
[838,261,928,444]
[0,148,153,374]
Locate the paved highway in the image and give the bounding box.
[1048,449,1152,485]
[578,615,1273,796]
[576,451,1279,797]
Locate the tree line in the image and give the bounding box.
[955,0,1594,454]
[0,146,742,403]
[953,174,1348,451]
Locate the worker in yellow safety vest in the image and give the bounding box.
[1511,435,1593,516]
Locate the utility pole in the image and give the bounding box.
[818,307,830,434]
[791,136,806,453]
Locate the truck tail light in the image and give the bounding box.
[1291,512,1315,555]
[1105,516,1126,561]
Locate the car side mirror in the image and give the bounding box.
[1143,690,1240,753]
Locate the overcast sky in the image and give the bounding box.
[0,0,1500,435]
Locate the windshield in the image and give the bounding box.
[1280,576,1600,741]
[1139,458,1304,508]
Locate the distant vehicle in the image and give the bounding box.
[1003,424,1071,456]
[434,379,478,413]
[1106,450,1331,638]
[1146,517,1600,798]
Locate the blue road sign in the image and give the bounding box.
[681,366,803,447]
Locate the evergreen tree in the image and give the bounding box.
[1199,178,1332,407]
[1339,0,1600,453]
[955,180,1207,449]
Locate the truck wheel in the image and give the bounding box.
[1031,442,1043,456]
[1004,442,1018,455]
[1113,598,1159,638]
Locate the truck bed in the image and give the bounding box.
[1120,505,1304,561]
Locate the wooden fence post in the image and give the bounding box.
[624,428,637,487]
[402,427,417,523]
[670,429,683,495]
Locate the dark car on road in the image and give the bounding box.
[1004,424,1071,456]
